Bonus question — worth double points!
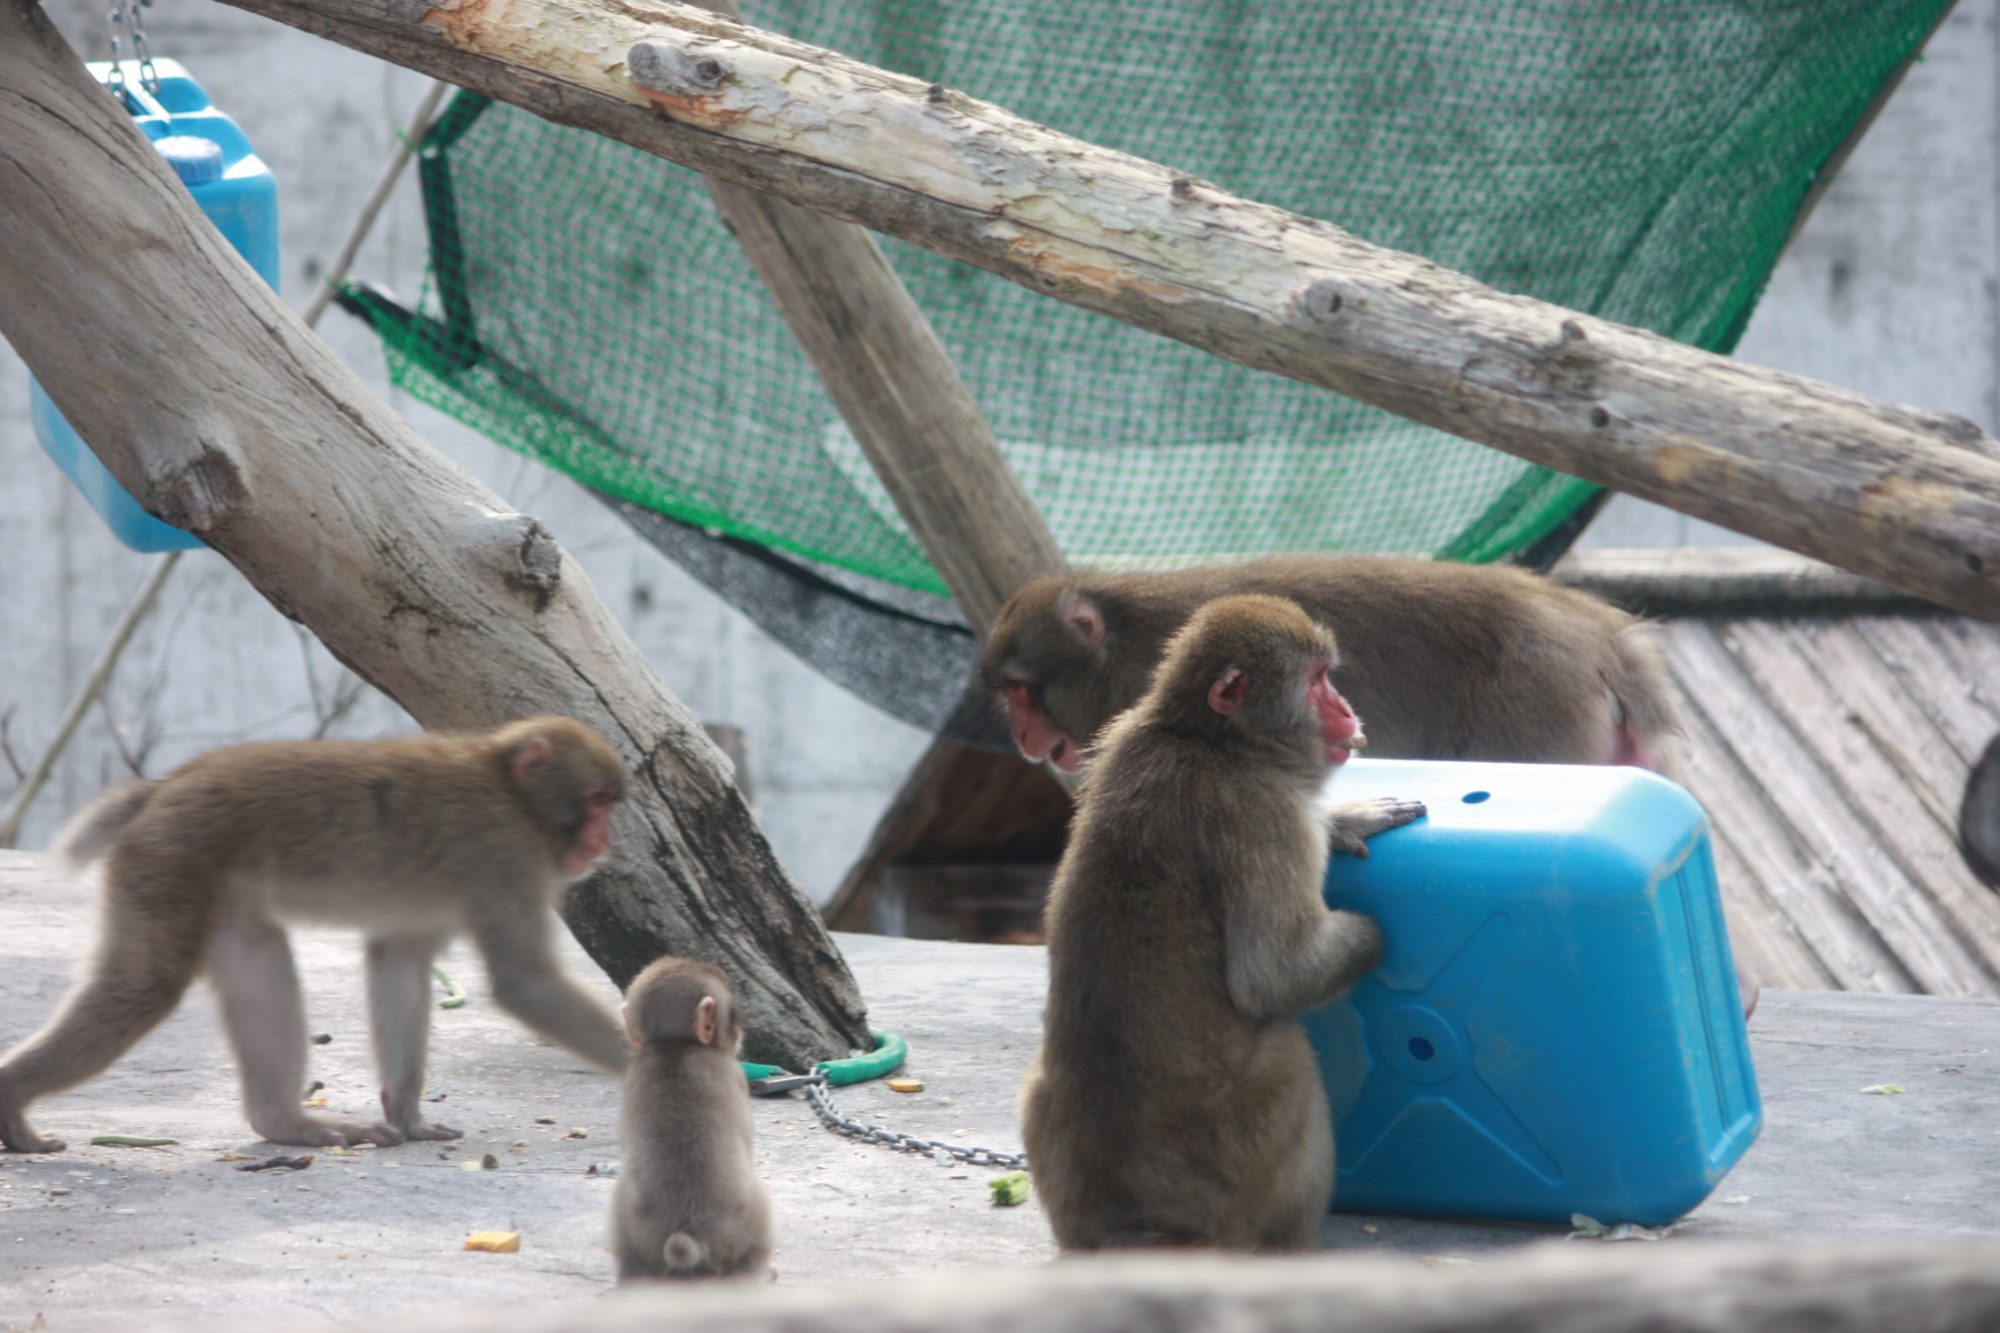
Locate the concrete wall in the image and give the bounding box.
[1,0,1993,899]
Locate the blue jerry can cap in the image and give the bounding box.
[153,134,224,186]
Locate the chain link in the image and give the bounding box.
[104,0,160,101]
[802,1077,1028,1172]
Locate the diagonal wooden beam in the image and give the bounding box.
[0,0,867,1068]
[214,0,2000,617]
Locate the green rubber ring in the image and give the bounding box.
[739,1030,907,1085]
[817,1030,907,1086]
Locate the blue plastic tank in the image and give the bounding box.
[1303,758,1760,1226]
[30,59,280,552]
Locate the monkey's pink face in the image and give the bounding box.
[1310,662,1364,766]
[561,789,620,879]
[1001,681,1084,773]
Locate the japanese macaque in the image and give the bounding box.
[611,956,772,1282]
[980,555,1677,775]
[1020,594,1425,1251]
[1960,733,2000,887]
[985,557,1762,1019]
[0,717,632,1155]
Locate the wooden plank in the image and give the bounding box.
[1554,548,1935,616]
[1702,803,1837,992]
[1787,621,1976,825]
[1849,617,2000,766]
[1663,649,1899,991]
[822,740,1070,932]
[1664,623,1985,993]
[1719,619,2000,987]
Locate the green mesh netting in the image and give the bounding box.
[359,0,1949,597]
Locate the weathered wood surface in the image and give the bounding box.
[1662,614,2000,999]
[0,0,867,1067]
[824,741,1069,932]
[212,0,2000,617]
[692,0,1064,636]
[1555,547,1937,616]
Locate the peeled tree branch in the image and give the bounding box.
[0,0,869,1068]
[212,0,2000,617]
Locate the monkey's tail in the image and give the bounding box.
[47,781,157,872]
[662,1232,709,1275]
[1606,622,1682,774]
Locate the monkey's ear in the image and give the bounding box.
[1056,589,1108,649]
[509,735,555,785]
[1207,666,1249,716]
[694,994,718,1046]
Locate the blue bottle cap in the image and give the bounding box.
[153,134,224,186]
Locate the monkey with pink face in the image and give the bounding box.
[0,716,632,1155]
[982,555,1767,1019]
[1022,594,1424,1251]
[981,555,1677,775]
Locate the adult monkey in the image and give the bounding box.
[0,717,631,1154]
[1023,594,1422,1250]
[981,555,1677,775]
[982,555,1767,1018]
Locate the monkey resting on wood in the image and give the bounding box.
[981,555,1676,775]
[1021,594,1425,1251]
[612,955,773,1282]
[0,717,632,1155]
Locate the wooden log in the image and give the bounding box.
[1553,548,1940,617]
[355,1242,2000,1333]
[210,0,2000,618]
[0,0,867,1069]
[690,0,1065,634]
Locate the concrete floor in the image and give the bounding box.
[1,848,1996,1331]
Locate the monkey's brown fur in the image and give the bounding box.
[1021,595,1420,1251]
[612,956,772,1282]
[981,555,1676,771]
[0,716,631,1155]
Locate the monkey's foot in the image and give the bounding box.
[0,1123,66,1154]
[0,1072,65,1153]
[253,1113,409,1149]
[1327,797,1428,858]
[395,1119,464,1142]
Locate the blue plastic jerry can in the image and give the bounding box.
[1303,758,1760,1227]
[29,59,280,552]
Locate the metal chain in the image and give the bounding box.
[104,0,160,101]
[802,1076,1029,1172]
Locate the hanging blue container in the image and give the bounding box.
[1303,758,1760,1227]
[30,58,280,552]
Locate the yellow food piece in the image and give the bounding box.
[463,1230,521,1253]
[887,1078,925,1093]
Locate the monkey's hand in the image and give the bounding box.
[1326,798,1427,859]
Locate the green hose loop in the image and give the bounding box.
[740,1029,906,1086]
[817,1030,907,1086]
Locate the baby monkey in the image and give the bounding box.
[611,955,773,1282]
[0,716,632,1154]
[1022,594,1423,1251]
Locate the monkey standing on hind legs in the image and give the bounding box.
[0,716,633,1155]
[1021,594,1425,1252]
[611,955,772,1282]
